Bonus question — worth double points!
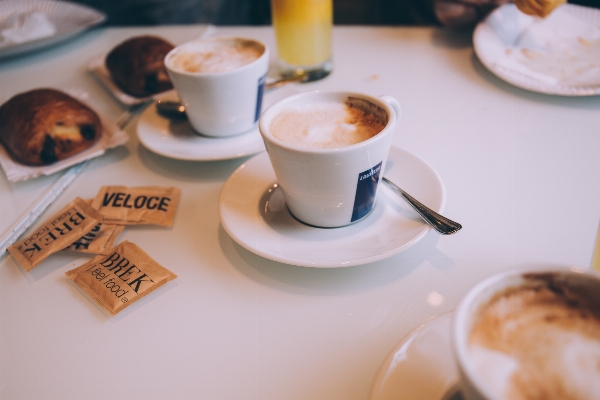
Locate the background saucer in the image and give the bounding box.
[136,86,298,161]
[219,146,446,268]
[474,3,600,96]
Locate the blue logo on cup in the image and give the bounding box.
[351,161,382,222]
[254,74,266,122]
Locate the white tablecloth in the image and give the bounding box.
[1,25,599,400]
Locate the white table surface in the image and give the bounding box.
[0,25,599,400]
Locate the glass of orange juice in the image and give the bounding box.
[271,0,333,81]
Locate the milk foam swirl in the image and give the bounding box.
[269,98,386,149]
[168,38,263,74]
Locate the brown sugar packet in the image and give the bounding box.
[8,197,104,271]
[91,186,181,226]
[64,222,125,254]
[64,198,124,254]
[65,240,177,315]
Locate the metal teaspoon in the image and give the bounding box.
[382,177,462,235]
[156,74,308,119]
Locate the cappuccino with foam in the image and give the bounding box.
[465,272,600,400]
[269,97,387,149]
[167,38,263,74]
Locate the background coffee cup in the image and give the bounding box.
[165,37,269,137]
[452,267,600,400]
[259,90,401,228]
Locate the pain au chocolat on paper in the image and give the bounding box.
[105,35,174,97]
[513,0,566,17]
[0,88,102,166]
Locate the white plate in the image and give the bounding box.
[219,146,446,268]
[136,86,298,161]
[369,313,461,400]
[0,0,105,59]
[473,3,600,96]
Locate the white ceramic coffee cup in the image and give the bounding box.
[452,267,600,400]
[165,37,269,137]
[259,90,401,228]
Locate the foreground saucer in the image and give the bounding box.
[369,312,460,400]
[219,146,445,268]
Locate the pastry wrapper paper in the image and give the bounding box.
[0,106,128,182]
[86,25,215,106]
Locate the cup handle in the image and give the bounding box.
[380,95,402,127]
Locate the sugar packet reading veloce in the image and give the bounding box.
[8,197,104,271]
[66,241,177,315]
[91,186,181,226]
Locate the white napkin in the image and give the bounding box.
[0,11,56,45]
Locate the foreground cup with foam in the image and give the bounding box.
[259,90,401,228]
[165,37,269,137]
[452,267,600,400]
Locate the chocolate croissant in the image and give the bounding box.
[105,35,175,97]
[0,88,102,165]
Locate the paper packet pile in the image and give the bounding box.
[8,186,181,315]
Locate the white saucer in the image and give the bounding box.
[219,146,445,268]
[136,86,298,161]
[369,312,461,400]
[474,3,600,96]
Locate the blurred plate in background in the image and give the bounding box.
[474,3,600,96]
[0,0,105,59]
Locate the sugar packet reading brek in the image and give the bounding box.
[63,198,125,254]
[8,197,104,271]
[66,241,177,315]
[91,186,181,226]
[64,222,125,254]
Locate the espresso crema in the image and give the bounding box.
[468,273,600,400]
[168,38,263,74]
[269,97,387,149]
